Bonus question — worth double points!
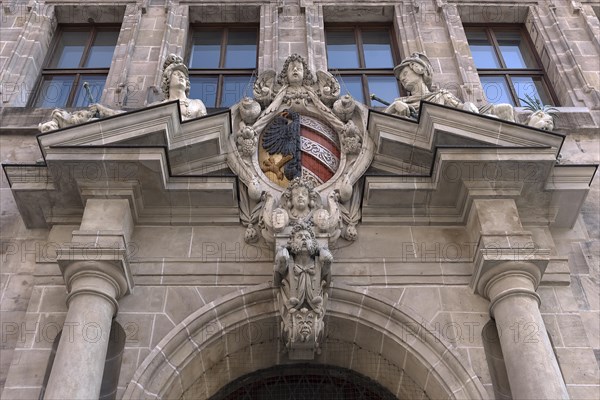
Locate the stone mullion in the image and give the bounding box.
[154,4,189,92]
[436,1,484,105]
[306,2,326,73]
[103,3,144,108]
[259,4,279,71]
[1,4,57,107]
[393,3,425,58]
[277,0,308,67]
[528,5,600,108]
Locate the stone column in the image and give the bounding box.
[44,199,134,400]
[477,264,569,399]
[469,199,569,399]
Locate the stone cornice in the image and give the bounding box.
[2,101,596,229]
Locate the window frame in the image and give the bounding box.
[324,24,402,107]
[29,24,120,108]
[186,24,259,108]
[464,24,559,106]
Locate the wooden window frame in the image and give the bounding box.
[465,24,559,106]
[324,24,402,106]
[186,24,258,108]
[30,24,119,108]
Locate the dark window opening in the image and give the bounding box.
[465,25,557,106]
[209,364,398,400]
[31,25,119,108]
[187,26,258,109]
[325,26,401,107]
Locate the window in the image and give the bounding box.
[188,26,258,108]
[465,26,557,106]
[325,26,400,107]
[31,25,119,108]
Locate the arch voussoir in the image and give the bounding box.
[123,283,488,400]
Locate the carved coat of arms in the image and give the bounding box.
[228,54,374,359]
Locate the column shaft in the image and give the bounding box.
[489,273,569,399]
[44,272,118,400]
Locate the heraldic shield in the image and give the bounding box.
[259,112,341,188]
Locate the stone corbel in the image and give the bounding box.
[274,230,331,360]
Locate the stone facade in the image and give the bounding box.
[1,1,599,399]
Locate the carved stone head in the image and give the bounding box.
[283,177,319,219]
[288,222,318,256]
[278,54,314,86]
[393,52,434,91]
[526,110,555,131]
[313,208,330,231]
[161,54,191,98]
[294,308,316,342]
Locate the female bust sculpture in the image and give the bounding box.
[89,54,207,122]
[160,54,207,120]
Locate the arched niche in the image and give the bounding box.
[122,283,488,399]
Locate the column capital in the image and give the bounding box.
[57,256,131,315]
[471,257,548,302]
[55,197,135,303]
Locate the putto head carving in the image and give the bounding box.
[282,177,319,219]
[161,54,191,98]
[277,54,314,86]
[393,52,434,91]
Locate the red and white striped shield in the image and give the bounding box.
[259,115,340,188]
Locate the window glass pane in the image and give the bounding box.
[495,31,537,69]
[221,76,256,108]
[481,76,514,105]
[511,76,552,106]
[367,76,399,106]
[225,30,257,68]
[34,75,75,108]
[189,76,218,107]
[49,31,88,68]
[337,75,364,103]
[465,30,501,69]
[73,75,106,107]
[326,31,359,69]
[85,30,119,68]
[362,30,394,68]
[190,30,222,69]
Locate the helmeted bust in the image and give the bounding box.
[384,52,477,118]
[160,54,207,120]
